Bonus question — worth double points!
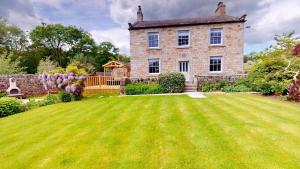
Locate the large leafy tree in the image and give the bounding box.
[0,18,27,54]
[0,52,24,75]
[248,33,300,95]
[94,42,119,71]
[29,23,95,67]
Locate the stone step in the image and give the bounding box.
[184,89,198,92]
[184,86,197,90]
[185,84,197,87]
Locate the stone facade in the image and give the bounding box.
[0,75,55,98]
[130,23,245,82]
[129,2,246,82]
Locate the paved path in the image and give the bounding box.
[184,92,207,98]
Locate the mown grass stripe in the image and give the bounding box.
[0,97,121,169]
[232,94,300,125]
[211,95,300,168]
[29,97,125,169]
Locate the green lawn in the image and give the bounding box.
[0,94,300,169]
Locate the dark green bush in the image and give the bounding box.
[58,91,72,102]
[0,91,6,98]
[222,85,252,92]
[215,80,228,89]
[71,93,81,101]
[158,73,185,93]
[198,83,214,92]
[0,97,23,118]
[41,94,59,106]
[125,83,163,95]
[25,100,42,110]
[198,81,231,92]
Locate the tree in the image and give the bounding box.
[94,42,119,71]
[0,52,24,75]
[70,53,96,74]
[29,23,95,67]
[37,58,58,74]
[0,18,27,54]
[248,33,300,95]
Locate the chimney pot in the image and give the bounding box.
[215,2,226,16]
[137,5,143,22]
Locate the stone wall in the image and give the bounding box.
[130,22,245,81]
[0,74,54,98]
[196,74,247,84]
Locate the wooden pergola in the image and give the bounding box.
[102,61,129,77]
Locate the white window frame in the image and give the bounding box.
[147,32,160,49]
[209,56,223,73]
[210,28,223,46]
[177,30,190,48]
[148,58,160,74]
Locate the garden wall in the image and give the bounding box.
[196,74,247,84]
[0,74,56,98]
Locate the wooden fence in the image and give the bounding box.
[83,76,121,94]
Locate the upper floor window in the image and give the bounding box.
[148,58,160,73]
[209,56,222,72]
[210,28,223,45]
[177,30,190,47]
[148,32,159,48]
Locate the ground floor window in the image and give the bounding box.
[209,56,222,72]
[148,58,160,73]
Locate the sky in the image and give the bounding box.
[1,0,300,55]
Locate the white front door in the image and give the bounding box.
[179,61,189,81]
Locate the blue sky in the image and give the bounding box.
[1,0,300,55]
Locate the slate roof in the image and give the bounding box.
[128,15,246,30]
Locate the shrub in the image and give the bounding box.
[158,73,185,93]
[288,80,300,101]
[25,100,42,110]
[58,91,72,102]
[0,91,6,98]
[125,83,163,95]
[198,81,231,92]
[215,80,228,90]
[198,83,214,92]
[222,85,252,92]
[71,93,81,101]
[0,97,23,118]
[41,94,59,106]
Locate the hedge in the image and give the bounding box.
[158,73,185,93]
[0,97,24,118]
[125,83,163,95]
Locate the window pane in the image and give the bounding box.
[148,59,159,73]
[148,32,159,48]
[209,56,222,72]
[178,31,190,46]
[210,29,222,45]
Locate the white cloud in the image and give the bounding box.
[109,0,140,28]
[6,10,42,30]
[30,0,63,9]
[90,28,129,55]
[246,0,300,43]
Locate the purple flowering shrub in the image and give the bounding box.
[38,63,87,99]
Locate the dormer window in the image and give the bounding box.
[210,28,223,45]
[147,32,159,48]
[177,30,190,47]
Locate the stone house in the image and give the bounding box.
[128,2,247,83]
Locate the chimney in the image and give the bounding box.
[215,2,226,16]
[137,5,143,22]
